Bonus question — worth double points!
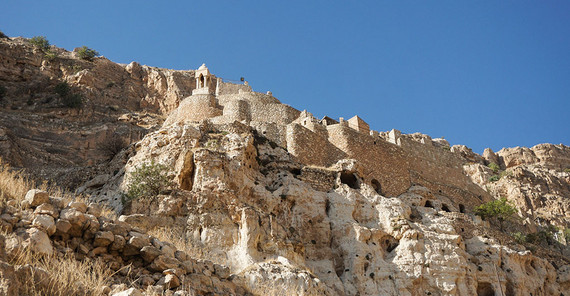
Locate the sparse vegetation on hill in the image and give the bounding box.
[76,45,99,61]
[488,162,500,173]
[29,36,50,52]
[475,197,518,231]
[97,134,127,160]
[54,81,71,98]
[125,161,171,202]
[54,81,83,108]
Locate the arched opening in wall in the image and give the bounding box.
[441,204,451,212]
[340,171,359,189]
[424,200,434,208]
[371,179,382,195]
[459,204,465,213]
[199,74,204,87]
[476,282,495,296]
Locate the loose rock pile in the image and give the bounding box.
[0,189,246,295]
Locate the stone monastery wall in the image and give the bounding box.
[166,65,493,206]
[216,80,252,95]
[326,124,411,196]
[286,123,346,168]
[393,133,492,207]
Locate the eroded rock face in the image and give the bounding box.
[92,119,569,295]
[464,144,570,228]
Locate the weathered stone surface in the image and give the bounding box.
[67,201,88,213]
[24,189,49,207]
[25,228,53,255]
[140,245,161,262]
[164,274,180,289]
[55,219,72,234]
[149,255,180,272]
[32,214,56,236]
[111,287,143,296]
[34,203,59,218]
[93,231,115,247]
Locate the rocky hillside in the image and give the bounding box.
[0,36,193,188]
[0,35,569,295]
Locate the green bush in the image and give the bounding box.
[30,36,50,52]
[76,46,99,61]
[474,197,517,231]
[0,85,6,99]
[564,168,570,173]
[511,232,526,244]
[526,230,555,245]
[44,50,58,61]
[488,162,500,173]
[54,82,71,97]
[499,170,512,180]
[62,93,83,108]
[488,175,499,182]
[125,160,172,202]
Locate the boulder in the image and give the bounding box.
[111,287,143,296]
[149,255,180,272]
[25,228,53,255]
[34,203,59,218]
[24,189,49,207]
[109,235,126,251]
[140,245,162,262]
[32,215,56,236]
[68,201,88,213]
[164,274,180,289]
[93,231,115,247]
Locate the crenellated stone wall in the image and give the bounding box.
[286,123,346,168]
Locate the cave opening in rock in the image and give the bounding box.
[371,179,382,195]
[290,168,301,176]
[424,200,434,208]
[340,171,359,189]
[441,204,451,212]
[476,282,495,296]
[459,204,465,213]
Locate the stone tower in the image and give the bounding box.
[193,64,213,95]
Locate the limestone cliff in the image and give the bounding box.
[0,36,569,295]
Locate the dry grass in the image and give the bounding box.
[1,230,113,296]
[0,159,32,207]
[147,225,210,263]
[0,158,117,219]
[0,158,120,294]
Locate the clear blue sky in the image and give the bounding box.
[2,1,569,153]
